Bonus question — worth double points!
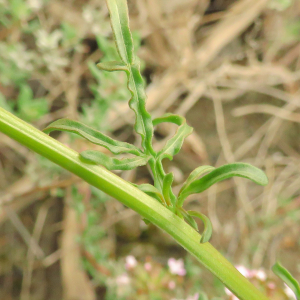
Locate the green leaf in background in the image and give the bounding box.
[80,150,150,170]
[43,118,142,156]
[0,92,12,112]
[272,262,300,299]
[179,165,215,196]
[17,85,48,122]
[178,163,268,205]
[188,210,213,243]
[105,0,154,155]
[153,113,193,161]
[133,183,166,205]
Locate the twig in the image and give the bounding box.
[233,104,300,123]
[4,206,45,259]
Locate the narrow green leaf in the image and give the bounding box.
[188,210,213,243]
[43,119,142,156]
[80,150,150,170]
[133,183,166,205]
[179,163,268,204]
[179,165,215,196]
[153,113,185,127]
[104,0,154,154]
[154,113,193,161]
[177,207,198,231]
[105,0,133,64]
[162,173,176,207]
[97,61,128,72]
[272,262,300,299]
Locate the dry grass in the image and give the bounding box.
[0,0,299,298]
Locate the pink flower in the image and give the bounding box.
[168,258,186,276]
[125,255,137,270]
[168,280,176,290]
[267,282,276,289]
[144,262,152,271]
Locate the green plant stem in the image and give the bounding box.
[0,107,270,300]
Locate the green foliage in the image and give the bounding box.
[153,113,193,162]
[0,85,48,122]
[43,118,142,155]
[44,0,269,244]
[80,150,150,170]
[272,262,300,299]
[0,42,34,86]
[178,163,268,206]
[16,85,48,122]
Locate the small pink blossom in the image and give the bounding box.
[168,258,186,276]
[168,280,176,290]
[144,262,152,271]
[267,282,276,289]
[125,255,137,270]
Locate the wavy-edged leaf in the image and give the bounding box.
[43,119,142,156]
[127,63,154,153]
[105,0,154,154]
[177,207,198,231]
[179,165,215,196]
[80,150,150,170]
[97,61,128,72]
[188,210,212,243]
[272,262,300,299]
[179,163,268,204]
[162,173,176,207]
[133,183,166,205]
[105,0,133,64]
[153,113,193,161]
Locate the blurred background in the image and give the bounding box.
[0,0,300,299]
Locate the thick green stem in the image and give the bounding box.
[0,107,270,300]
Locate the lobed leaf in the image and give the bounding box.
[154,113,193,161]
[179,165,215,196]
[80,150,150,170]
[178,163,268,205]
[127,64,154,153]
[188,210,212,243]
[272,262,300,299]
[43,119,142,156]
